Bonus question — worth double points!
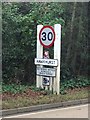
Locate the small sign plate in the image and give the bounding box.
[37,67,56,77]
[35,58,58,66]
[43,77,50,86]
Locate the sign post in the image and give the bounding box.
[35,24,61,95]
[36,25,43,88]
[54,24,61,95]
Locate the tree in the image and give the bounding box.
[2,2,89,84]
[2,2,65,84]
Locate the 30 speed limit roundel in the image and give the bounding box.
[39,26,55,48]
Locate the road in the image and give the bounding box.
[2,104,89,118]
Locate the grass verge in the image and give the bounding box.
[2,87,89,109]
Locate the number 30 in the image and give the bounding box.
[42,32,53,41]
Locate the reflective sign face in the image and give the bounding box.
[39,26,55,48]
[35,58,58,66]
[43,77,50,86]
[37,67,56,77]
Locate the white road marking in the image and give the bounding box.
[3,104,88,118]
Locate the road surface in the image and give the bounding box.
[2,104,89,118]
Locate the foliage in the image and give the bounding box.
[60,76,90,94]
[61,2,88,77]
[2,2,89,84]
[2,3,65,84]
[2,76,90,95]
[2,83,30,94]
[30,85,44,92]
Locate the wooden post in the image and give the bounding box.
[54,24,61,95]
[36,25,43,88]
[49,77,52,91]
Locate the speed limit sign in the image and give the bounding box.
[39,26,55,48]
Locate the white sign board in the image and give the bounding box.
[36,24,61,94]
[37,67,56,77]
[39,26,55,48]
[43,77,50,86]
[35,58,58,66]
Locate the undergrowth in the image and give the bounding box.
[2,76,90,94]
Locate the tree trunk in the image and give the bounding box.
[65,2,77,65]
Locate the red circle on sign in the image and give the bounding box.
[39,26,55,48]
